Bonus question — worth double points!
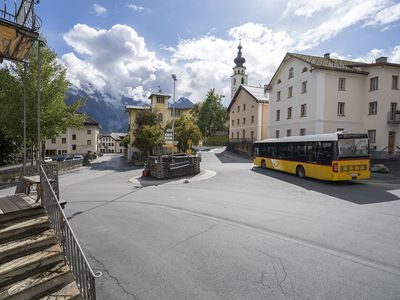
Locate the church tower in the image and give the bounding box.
[231,42,248,98]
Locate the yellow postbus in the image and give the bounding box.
[253,132,370,181]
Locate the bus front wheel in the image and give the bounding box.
[296,165,305,178]
[261,160,266,169]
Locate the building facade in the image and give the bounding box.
[266,53,400,157]
[45,117,101,156]
[126,90,194,160]
[100,133,126,153]
[228,43,269,156]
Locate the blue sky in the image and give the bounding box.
[35,0,400,105]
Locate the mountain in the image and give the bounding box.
[66,90,195,133]
[66,89,144,133]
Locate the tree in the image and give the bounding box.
[0,41,85,160]
[197,89,227,138]
[174,115,202,152]
[132,110,164,158]
[0,131,21,165]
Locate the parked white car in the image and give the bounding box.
[73,155,84,160]
[43,157,52,163]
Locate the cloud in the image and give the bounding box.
[282,0,345,18]
[92,4,107,16]
[364,2,400,26]
[127,4,146,12]
[62,24,170,104]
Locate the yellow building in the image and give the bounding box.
[126,88,194,160]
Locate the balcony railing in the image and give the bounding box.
[229,138,256,143]
[0,0,41,32]
[387,111,400,124]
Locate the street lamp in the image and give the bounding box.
[171,74,177,157]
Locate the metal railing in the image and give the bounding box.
[40,165,102,300]
[387,111,400,123]
[0,0,41,31]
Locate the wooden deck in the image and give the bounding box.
[0,194,40,214]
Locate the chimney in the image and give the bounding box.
[375,57,387,64]
[324,53,330,59]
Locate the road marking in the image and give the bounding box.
[388,189,400,199]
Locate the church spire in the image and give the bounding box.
[234,41,246,67]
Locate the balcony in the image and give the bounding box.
[229,138,256,143]
[0,0,41,62]
[387,111,400,124]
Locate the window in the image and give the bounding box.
[288,67,294,79]
[251,115,254,123]
[237,105,240,112]
[231,132,234,139]
[231,119,234,126]
[277,79,281,84]
[300,104,307,117]
[72,145,76,150]
[243,104,246,111]
[369,101,377,115]
[370,77,379,91]
[237,118,240,125]
[302,67,308,73]
[277,91,281,101]
[368,130,376,143]
[158,113,163,122]
[287,107,292,119]
[242,130,245,138]
[300,128,306,136]
[338,78,346,91]
[337,128,344,132]
[87,129,91,135]
[241,78,244,84]
[301,81,307,94]
[250,131,254,139]
[288,86,293,98]
[337,102,345,116]
[156,96,164,103]
[243,117,246,125]
[72,134,76,140]
[276,110,280,121]
[103,143,105,146]
[392,75,398,90]
[233,78,236,85]
[275,130,280,138]
[51,138,56,144]
[236,132,239,139]
[286,129,291,137]
[62,138,66,144]
[87,140,91,146]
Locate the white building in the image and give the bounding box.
[266,53,400,157]
[100,133,126,153]
[227,43,269,156]
[45,117,101,156]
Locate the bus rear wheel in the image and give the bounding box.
[296,165,305,178]
[261,160,266,169]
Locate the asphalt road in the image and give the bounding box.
[26,151,400,299]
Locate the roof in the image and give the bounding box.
[148,88,171,99]
[267,52,369,89]
[228,85,269,111]
[101,132,126,141]
[84,116,100,127]
[125,105,150,111]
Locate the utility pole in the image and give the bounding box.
[171,74,177,157]
[23,61,27,175]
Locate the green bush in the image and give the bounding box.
[204,135,228,146]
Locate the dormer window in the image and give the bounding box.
[241,78,244,84]
[277,79,281,84]
[288,67,294,79]
[302,67,308,73]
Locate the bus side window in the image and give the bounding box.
[295,142,306,162]
[255,146,259,157]
[318,142,333,165]
[306,142,317,163]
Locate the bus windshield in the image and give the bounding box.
[338,138,369,157]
